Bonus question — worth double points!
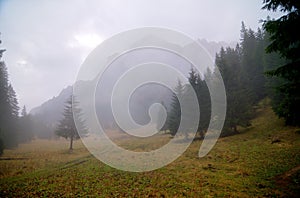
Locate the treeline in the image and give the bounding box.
[0,39,35,155]
[166,69,212,138]
[166,0,300,136]
[165,21,290,137]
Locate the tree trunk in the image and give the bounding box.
[69,135,74,152]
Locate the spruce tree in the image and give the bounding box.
[240,23,266,104]
[8,84,19,119]
[0,37,19,148]
[55,96,87,151]
[262,0,300,126]
[21,105,27,117]
[167,80,184,137]
[216,46,252,135]
[0,42,9,148]
[0,55,9,151]
[186,67,211,138]
[197,69,211,137]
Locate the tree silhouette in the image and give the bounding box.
[167,80,184,137]
[0,36,20,148]
[263,0,300,125]
[55,96,87,151]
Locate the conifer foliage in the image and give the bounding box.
[55,96,87,151]
[262,0,300,125]
[0,37,20,152]
[165,22,285,137]
[167,80,184,137]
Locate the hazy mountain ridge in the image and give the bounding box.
[30,86,73,125]
[29,39,236,134]
[197,39,236,58]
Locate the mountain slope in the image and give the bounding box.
[29,39,236,133]
[30,86,72,125]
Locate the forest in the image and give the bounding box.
[0,0,299,197]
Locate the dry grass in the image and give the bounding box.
[0,139,89,178]
[1,102,300,197]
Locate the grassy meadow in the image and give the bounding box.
[1,103,300,197]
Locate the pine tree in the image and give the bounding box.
[0,37,19,148]
[240,23,266,104]
[21,105,27,117]
[55,96,87,151]
[0,42,10,148]
[167,80,184,137]
[8,84,19,118]
[0,56,9,151]
[188,67,198,87]
[7,84,20,146]
[262,0,300,126]
[186,67,211,139]
[216,46,252,135]
[197,68,212,137]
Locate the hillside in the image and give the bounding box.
[28,39,235,134]
[1,101,300,197]
[30,86,73,125]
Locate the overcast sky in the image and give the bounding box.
[0,0,281,111]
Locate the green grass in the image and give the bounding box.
[1,102,300,197]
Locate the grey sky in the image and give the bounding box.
[0,0,281,111]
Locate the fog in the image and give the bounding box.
[0,0,282,110]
